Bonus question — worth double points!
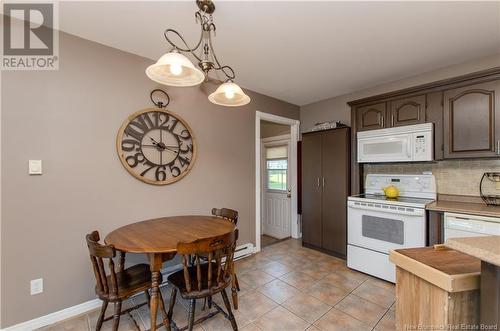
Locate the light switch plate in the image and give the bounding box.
[30,278,43,295]
[29,160,42,175]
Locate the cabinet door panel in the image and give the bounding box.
[444,81,500,158]
[321,128,350,257]
[356,103,387,131]
[426,92,444,160]
[301,133,322,247]
[389,95,426,127]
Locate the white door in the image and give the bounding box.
[262,143,291,239]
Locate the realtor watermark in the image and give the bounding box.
[2,2,59,70]
[404,323,498,330]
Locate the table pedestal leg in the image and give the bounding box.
[148,254,163,331]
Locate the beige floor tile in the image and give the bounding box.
[201,309,250,331]
[313,308,372,331]
[300,266,332,280]
[238,269,276,288]
[241,322,264,331]
[279,271,317,290]
[257,278,300,304]
[36,314,89,331]
[335,267,369,283]
[255,306,310,331]
[352,281,395,308]
[282,292,331,324]
[137,303,174,331]
[307,281,349,306]
[88,306,144,331]
[335,294,387,327]
[375,309,396,331]
[321,271,364,291]
[365,276,395,292]
[258,261,294,277]
[237,290,279,322]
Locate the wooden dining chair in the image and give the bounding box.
[86,231,169,331]
[166,229,239,331]
[211,208,240,309]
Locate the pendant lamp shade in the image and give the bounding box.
[146,51,205,87]
[208,81,251,107]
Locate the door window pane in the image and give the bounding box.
[266,145,288,191]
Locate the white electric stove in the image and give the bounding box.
[347,174,436,282]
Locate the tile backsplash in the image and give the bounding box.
[363,159,500,196]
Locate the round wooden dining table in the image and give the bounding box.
[105,215,236,331]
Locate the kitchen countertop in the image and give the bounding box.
[426,199,500,218]
[389,246,480,292]
[446,235,500,267]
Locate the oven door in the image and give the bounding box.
[347,201,426,253]
[357,133,413,163]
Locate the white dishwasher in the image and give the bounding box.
[444,212,500,241]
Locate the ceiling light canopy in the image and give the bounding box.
[145,0,250,107]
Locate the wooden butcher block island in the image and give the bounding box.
[389,246,481,330]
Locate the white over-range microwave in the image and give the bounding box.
[357,123,434,163]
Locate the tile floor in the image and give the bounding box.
[38,239,395,331]
[260,235,285,248]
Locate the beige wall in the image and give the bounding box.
[1,32,299,327]
[260,120,290,138]
[364,160,500,197]
[300,54,500,132]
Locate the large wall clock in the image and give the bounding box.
[116,106,196,185]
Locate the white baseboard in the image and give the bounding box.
[1,299,102,331]
[2,243,256,331]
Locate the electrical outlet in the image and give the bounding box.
[30,278,43,295]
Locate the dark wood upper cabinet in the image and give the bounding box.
[426,92,445,160]
[389,95,426,127]
[356,102,387,131]
[443,81,500,158]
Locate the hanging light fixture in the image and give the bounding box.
[146,0,251,107]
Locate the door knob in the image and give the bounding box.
[287,189,292,198]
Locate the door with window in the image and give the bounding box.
[263,144,291,239]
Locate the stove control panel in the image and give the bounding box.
[365,174,436,199]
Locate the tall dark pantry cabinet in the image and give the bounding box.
[301,127,350,258]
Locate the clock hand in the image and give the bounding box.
[149,137,160,146]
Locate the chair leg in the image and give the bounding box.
[208,295,213,308]
[158,290,170,331]
[96,300,108,331]
[167,288,177,323]
[112,301,122,331]
[233,268,240,292]
[231,268,239,310]
[221,289,238,331]
[145,289,151,308]
[187,299,196,331]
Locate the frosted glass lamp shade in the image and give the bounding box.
[208,81,251,107]
[146,51,205,87]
